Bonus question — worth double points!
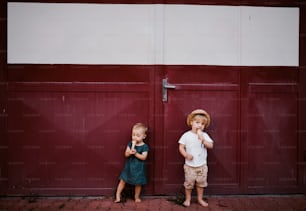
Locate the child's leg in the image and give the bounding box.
[183,164,195,207]
[114,180,125,202]
[196,186,208,207]
[183,188,192,207]
[134,185,142,202]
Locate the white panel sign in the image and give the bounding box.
[8,3,299,66]
[163,5,241,65]
[8,3,155,64]
[240,7,299,66]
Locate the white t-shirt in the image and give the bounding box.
[178,130,214,167]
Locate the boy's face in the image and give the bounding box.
[191,115,206,131]
[132,127,146,143]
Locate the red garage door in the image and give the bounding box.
[158,67,241,194]
[155,67,303,195]
[2,66,305,196]
[4,68,155,196]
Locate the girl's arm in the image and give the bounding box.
[124,146,135,157]
[134,151,148,161]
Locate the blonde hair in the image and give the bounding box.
[132,122,148,134]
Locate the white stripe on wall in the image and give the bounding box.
[8,3,299,66]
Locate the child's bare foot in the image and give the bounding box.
[135,198,142,203]
[198,199,208,207]
[114,197,121,203]
[182,200,190,207]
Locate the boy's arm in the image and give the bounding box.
[203,140,213,149]
[179,144,193,160]
[197,130,214,149]
[198,135,213,149]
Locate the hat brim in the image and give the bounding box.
[186,109,211,128]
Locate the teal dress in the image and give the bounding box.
[119,142,149,185]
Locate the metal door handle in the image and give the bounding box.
[162,78,176,102]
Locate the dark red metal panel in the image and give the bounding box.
[155,67,303,195]
[299,69,306,194]
[3,66,305,196]
[0,0,7,195]
[158,67,242,194]
[241,68,301,194]
[0,83,8,195]
[5,80,154,196]
[246,86,298,193]
[299,2,306,194]
[7,65,151,82]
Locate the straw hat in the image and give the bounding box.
[186,109,211,128]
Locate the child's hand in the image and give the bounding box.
[197,129,203,140]
[130,149,136,154]
[185,154,193,161]
[132,140,136,145]
[131,140,136,149]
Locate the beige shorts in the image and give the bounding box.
[183,164,208,189]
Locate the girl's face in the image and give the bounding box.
[191,115,206,131]
[132,128,146,143]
